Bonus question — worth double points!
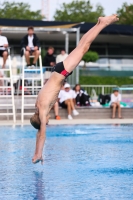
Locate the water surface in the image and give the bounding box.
[0,124,133,200]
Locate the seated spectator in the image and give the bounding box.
[73,84,90,106]
[43,46,56,80]
[43,46,55,67]
[0,29,9,68]
[110,88,122,119]
[56,49,68,63]
[58,83,79,120]
[21,26,40,68]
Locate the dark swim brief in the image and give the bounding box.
[52,62,73,78]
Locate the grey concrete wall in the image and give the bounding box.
[0,107,133,121]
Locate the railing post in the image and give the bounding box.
[102,86,104,95]
[76,28,80,84]
[65,32,69,54]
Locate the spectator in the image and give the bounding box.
[43,46,55,67]
[56,49,68,64]
[58,83,79,120]
[0,29,9,68]
[110,88,122,119]
[73,84,90,106]
[21,26,40,68]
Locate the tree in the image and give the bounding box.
[54,0,104,23]
[0,1,43,20]
[117,2,133,25]
[82,51,99,67]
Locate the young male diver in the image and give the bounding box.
[30,15,119,164]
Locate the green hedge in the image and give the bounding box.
[79,76,133,86]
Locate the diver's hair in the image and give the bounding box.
[30,113,40,130]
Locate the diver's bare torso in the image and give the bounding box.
[36,72,65,115]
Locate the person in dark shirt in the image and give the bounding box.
[73,84,90,106]
[43,46,55,67]
[21,26,40,67]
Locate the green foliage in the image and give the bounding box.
[82,51,99,63]
[54,0,104,22]
[0,1,43,20]
[41,48,46,59]
[80,76,133,86]
[117,2,133,25]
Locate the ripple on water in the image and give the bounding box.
[0,124,133,200]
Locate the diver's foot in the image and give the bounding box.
[98,14,119,26]
[32,156,43,165]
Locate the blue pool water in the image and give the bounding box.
[0,124,133,200]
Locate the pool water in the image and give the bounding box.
[0,124,133,200]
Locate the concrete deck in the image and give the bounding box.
[0,119,132,126]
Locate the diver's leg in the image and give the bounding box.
[63,15,119,72]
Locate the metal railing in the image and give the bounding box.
[0,48,16,122]
[79,85,118,95]
[21,48,43,123]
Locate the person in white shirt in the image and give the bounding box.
[56,49,68,64]
[58,83,79,119]
[0,29,8,68]
[21,26,40,68]
[110,88,122,119]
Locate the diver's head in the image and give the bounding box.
[30,113,50,130]
[30,113,41,130]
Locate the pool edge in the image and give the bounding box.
[0,119,132,126]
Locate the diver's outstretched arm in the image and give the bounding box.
[32,110,46,164]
